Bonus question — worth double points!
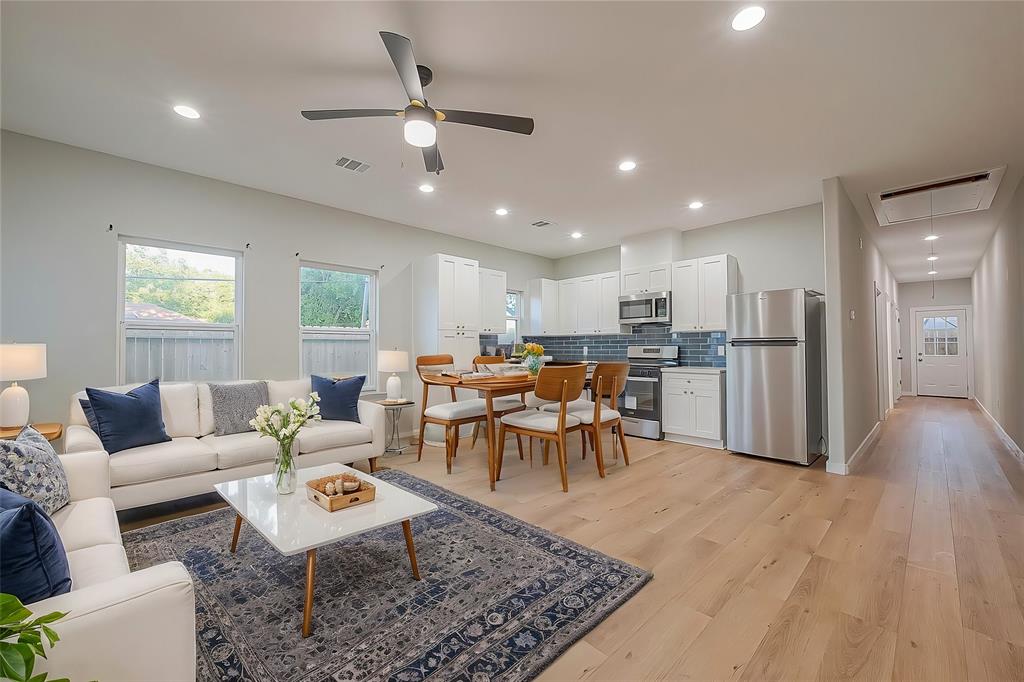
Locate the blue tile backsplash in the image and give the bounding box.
[519,326,728,368]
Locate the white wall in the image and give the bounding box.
[0,132,555,424]
[896,278,972,393]
[823,177,899,473]
[553,246,619,280]
[972,176,1024,453]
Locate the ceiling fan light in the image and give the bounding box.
[403,105,436,148]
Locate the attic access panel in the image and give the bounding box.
[870,166,1005,226]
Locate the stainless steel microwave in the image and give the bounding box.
[618,291,671,325]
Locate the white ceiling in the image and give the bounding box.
[2,2,1022,276]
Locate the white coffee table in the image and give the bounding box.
[214,463,438,637]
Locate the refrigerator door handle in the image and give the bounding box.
[729,338,800,347]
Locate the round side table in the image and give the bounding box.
[375,400,415,455]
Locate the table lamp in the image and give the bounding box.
[0,343,47,428]
[377,350,409,400]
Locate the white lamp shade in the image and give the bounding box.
[378,350,409,374]
[0,344,47,381]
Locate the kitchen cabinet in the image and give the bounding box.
[621,262,671,295]
[527,278,559,335]
[438,329,481,369]
[661,369,725,448]
[436,254,480,330]
[479,268,507,333]
[414,253,482,368]
[558,279,580,333]
[671,254,738,332]
[597,271,621,333]
[552,271,620,334]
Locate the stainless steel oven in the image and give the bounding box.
[618,292,671,326]
[620,345,679,439]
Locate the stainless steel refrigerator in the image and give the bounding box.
[726,288,826,465]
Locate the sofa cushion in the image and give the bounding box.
[71,382,199,439]
[424,399,488,420]
[201,431,277,469]
[312,375,364,422]
[109,437,218,487]
[0,425,69,515]
[86,379,172,454]
[65,543,130,590]
[268,378,312,407]
[208,381,269,436]
[50,497,121,553]
[0,487,72,604]
[295,420,373,454]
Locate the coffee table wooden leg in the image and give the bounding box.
[402,520,421,580]
[230,514,243,553]
[302,549,317,638]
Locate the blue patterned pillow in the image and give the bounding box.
[0,426,70,515]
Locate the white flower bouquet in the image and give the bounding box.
[250,392,322,494]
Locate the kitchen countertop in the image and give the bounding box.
[661,366,726,375]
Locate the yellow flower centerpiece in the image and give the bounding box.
[522,342,545,376]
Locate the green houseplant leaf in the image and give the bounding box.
[0,594,68,682]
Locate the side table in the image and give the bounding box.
[375,400,414,455]
[0,422,63,442]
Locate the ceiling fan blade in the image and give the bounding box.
[301,109,398,121]
[438,109,534,135]
[422,144,444,174]
[379,31,425,104]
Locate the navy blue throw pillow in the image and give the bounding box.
[86,379,171,454]
[79,399,101,433]
[312,375,365,422]
[0,487,72,604]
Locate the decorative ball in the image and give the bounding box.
[342,479,360,493]
[325,482,336,496]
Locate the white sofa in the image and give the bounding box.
[33,449,196,681]
[65,378,386,510]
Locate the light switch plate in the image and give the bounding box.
[718,346,725,356]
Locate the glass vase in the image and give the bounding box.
[524,355,543,376]
[274,440,297,494]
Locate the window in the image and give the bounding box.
[299,263,377,389]
[119,238,242,383]
[498,290,521,345]
[922,315,960,356]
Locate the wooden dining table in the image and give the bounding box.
[419,372,537,491]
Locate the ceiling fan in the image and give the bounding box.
[301,31,535,175]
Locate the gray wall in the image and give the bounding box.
[823,177,899,471]
[552,246,620,280]
[896,278,972,393]
[0,132,556,425]
[972,176,1024,453]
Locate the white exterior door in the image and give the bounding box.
[915,309,968,398]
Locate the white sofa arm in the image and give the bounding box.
[358,399,386,458]
[32,562,196,682]
[58,447,111,501]
[64,423,103,454]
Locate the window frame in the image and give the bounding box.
[116,235,244,384]
[297,260,379,391]
[499,289,523,345]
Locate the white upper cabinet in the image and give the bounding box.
[558,279,580,333]
[621,262,671,295]
[479,268,507,333]
[576,276,599,333]
[527,278,559,335]
[671,254,737,332]
[596,271,621,333]
[434,254,479,330]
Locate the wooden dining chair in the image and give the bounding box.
[496,363,587,492]
[470,354,527,456]
[567,362,630,477]
[415,354,490,474]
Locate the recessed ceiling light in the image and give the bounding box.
[618,160,637,172]
[173,104,200,119]
[928,270,938,275]
[732,6,766,31]
[927,255,939,261]
[570,231,583,239]
[418,184,434,193]
[688,200,704,209]
[924,234,939,241]
[495,208,509,216]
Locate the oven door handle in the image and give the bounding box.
[626,376,660,383]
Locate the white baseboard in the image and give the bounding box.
[664,432,725,450]
[826,420,881,475]
[901,390,916,397]
[974,398,1024,462]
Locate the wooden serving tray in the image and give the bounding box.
[305,475,376,512]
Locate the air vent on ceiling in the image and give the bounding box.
[530,219,555,229]
[870,166,1005,227]
[335,157,371,173]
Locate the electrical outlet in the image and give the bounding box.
[718,346,725,356]
[582,345,588,356]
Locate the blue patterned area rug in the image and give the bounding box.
[123,470,651,681]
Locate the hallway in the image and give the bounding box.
[391,396,1024,680]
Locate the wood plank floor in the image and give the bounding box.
[387,397,1024,681]
[124,396,1024,680]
